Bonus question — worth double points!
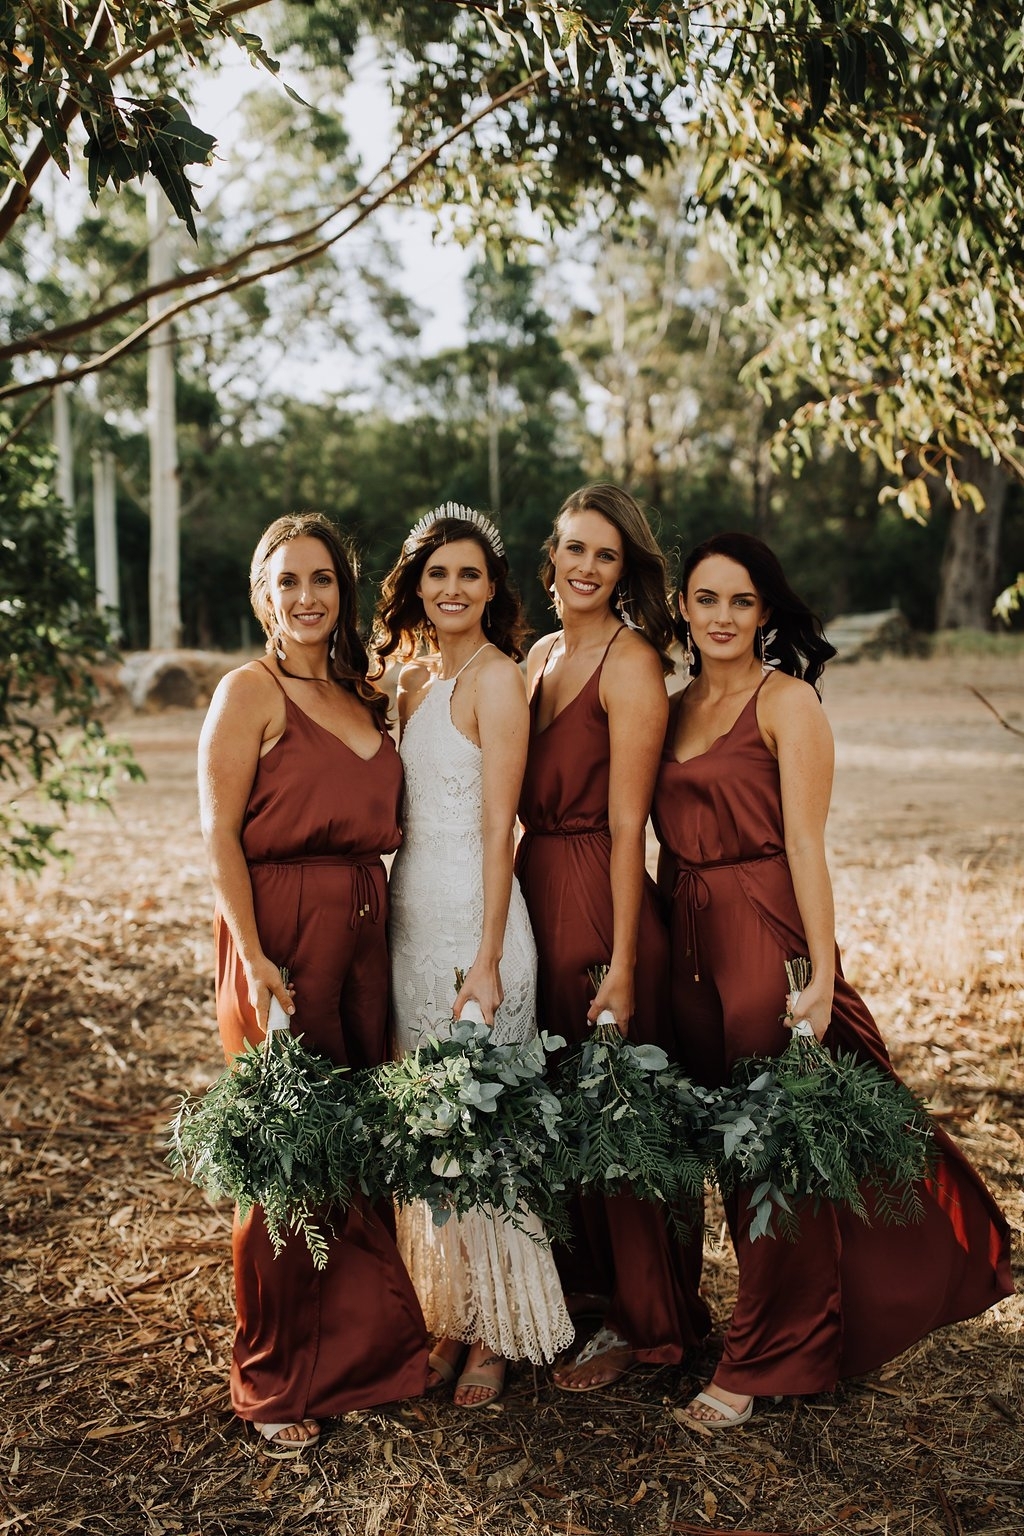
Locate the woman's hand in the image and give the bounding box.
[587,964,634,1036]
[245,956,296,1034]
[789,975,834,1042]
[454,957,503,1028]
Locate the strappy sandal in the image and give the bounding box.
[253,1419,321,1458]
[454,1353,506,1409]
[427,1342,468,1391]
[552,1325,634,1393]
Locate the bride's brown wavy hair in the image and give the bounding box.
[540,484,676,674]
[249,512,389,722]
[372,513,529,671]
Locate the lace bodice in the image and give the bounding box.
[389,671,537,1051]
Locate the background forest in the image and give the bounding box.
[3,0,1023,663]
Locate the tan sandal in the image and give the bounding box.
[454,1353,506,1408]
[427,1341,467,1390]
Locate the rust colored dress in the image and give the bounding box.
[516,631,711,1362]
[652,680,1013,1396]
[214,667,430,1423]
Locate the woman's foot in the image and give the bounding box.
[552,1325,634,1392]
[683,1383,754,1429]
[454,1341,506,1408]
[254,1418,320,1458]
[427,1337,467,1391]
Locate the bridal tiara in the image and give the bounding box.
[403,502,505,559]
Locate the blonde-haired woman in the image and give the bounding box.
[516,484,710,1391]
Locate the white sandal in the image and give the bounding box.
[553,1326,634,1393]
[254,1419,321,1458]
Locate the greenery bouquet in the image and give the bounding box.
[363,1004,571,1241]
[712,958,935,1240]
[168,982,368,1269]
[552,969,713,1205]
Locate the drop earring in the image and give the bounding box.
[329,625,337,662]
[484,601,492,631]
[274,633,286,662]
[680,619,695,671]
[615,582,641,631]
[758,625,780,677]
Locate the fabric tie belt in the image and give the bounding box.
[673,851,782,982]
[250,853,384,927]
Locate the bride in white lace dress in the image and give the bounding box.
[375,505,573,1407]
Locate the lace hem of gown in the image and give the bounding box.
[396,1200,575,1364]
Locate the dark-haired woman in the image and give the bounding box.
[375,505,573,1409]
[198,513,430,1455]
[654,531,1012,1429]
[516,484,711,1391]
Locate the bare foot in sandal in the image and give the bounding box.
[552,1325,634,1392]
[453,1341,506,1408]
[254,1418,320,1458]
[427,1337,467,1391]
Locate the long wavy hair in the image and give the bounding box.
[372,512,529,669]
[540,483,675,674]
[249,512,388,722]
[679,532,836,692]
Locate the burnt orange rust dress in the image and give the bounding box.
[516,630,711,1362]
[214,669,430,1423]
[652,681,1013,1396]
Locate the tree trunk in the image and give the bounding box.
[92,449,120,640]
[147,188,181,650]
[933,449,1010,630]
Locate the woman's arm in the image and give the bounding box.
[197,668,294,1031]
[593,637,669,1032]
[452,658,530,1026]
[762,677,837,1040]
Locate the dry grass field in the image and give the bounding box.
[1,650,1021,1536]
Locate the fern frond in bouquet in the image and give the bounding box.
[362,1013,571,1242]
[552,969,712,1205]
[712,957,935,1240]
[168,986,367,1269]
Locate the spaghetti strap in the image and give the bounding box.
[256,659,289,696]
[600,625,626,665]
[450,642,492,685]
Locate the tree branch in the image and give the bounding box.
[0,69,547,402]
[0,0,277,244]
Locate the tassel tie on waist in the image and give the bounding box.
[673,852,783,982]
[250,853,383,927]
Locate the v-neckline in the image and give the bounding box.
[532,629,622,736]
[284,692,384,763]
[667,680,764,766]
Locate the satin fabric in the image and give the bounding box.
[214,674,430,1421]
[516,632,711,1361]
[652,680,1013,1395]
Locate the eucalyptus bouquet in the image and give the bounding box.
[364,1007,571,1241]
[552,969,713,1205]
[712,958,935,1240]
[168,983,368,1269]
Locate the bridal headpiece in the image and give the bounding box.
[404,502,505,559]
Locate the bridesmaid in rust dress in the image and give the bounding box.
[653,531,1013,1430]
[198,513,429,1456]
[516,484,711,1391]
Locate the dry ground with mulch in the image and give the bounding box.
[1,651,1022,1536]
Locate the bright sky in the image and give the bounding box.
[191,38,472,381]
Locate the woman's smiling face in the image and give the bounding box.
[416,538,494,637]
[682,553,769,662]
[550,510,624,616]
[268,535,340,650]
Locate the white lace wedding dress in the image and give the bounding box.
[389,666,574,1364]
